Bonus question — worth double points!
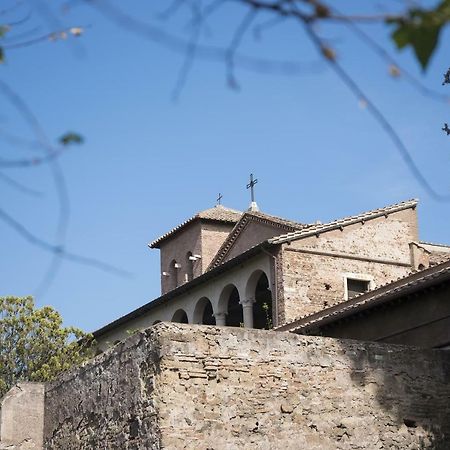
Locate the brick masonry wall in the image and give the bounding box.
[159,221,234,294]
[279,209,417,323]
[200,222,235,272]
[159,221,203,294]
[44,323,450,449]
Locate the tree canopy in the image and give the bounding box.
[0,296,93,398]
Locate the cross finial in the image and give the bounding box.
[246,173,260,212]
[216,193,223,205]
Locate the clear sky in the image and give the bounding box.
[1,0,449,333]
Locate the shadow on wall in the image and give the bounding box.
[335,338,450,449]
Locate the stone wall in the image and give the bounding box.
[280,209,416,323]
[44,323,450,449]
[0,382,45,449]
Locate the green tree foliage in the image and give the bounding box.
[0,296,93,398]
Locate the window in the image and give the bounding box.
[343,273,374,300]
[185,252,194,282]
[346,278,370,299]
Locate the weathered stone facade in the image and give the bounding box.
[278,208,416,323]
[38,323,450,449]
[0,383,45,449]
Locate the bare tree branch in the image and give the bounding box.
[0,170,42,197]
[226,7,258,88]
[0,207,131,277]
[301,21,450,201]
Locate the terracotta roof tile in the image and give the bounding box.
[208,211,308,270]
[268,199,418,245]
[149,205,242,248]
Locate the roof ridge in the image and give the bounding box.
[149,205,242,248]
[207,211,307,270]
[269,199,418,245]
[419,241,450,249]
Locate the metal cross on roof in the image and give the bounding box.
[216,193,223,205]
[246,173,258,203]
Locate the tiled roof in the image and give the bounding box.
[418,242,450,267]
[268,199,418,245]
[250,211,308,230]
[149,205,242,248]
[277,259,450,334]
[208,211,308,270]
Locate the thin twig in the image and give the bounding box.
[302,22,450,201]
[0,207,132,277]
[0,171,42,197]
[226,7,258,88]
[171,2,203,101]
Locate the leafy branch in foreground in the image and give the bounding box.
[0,296,94,398]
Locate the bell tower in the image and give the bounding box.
[149,205,242,294]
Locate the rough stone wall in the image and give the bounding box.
[44,323,450,449]
[44,332,161,449]
[280,209,416,323]
[281,251,410,323]
[0,383,45,449]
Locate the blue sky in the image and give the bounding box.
[1,0,449,332]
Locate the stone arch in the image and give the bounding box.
[172,309,188,323]
[218,284,242,327]
[246,269,273,329]
[193,297,216,325]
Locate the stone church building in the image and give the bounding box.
[4,197,450,449]
[94,198,447,350]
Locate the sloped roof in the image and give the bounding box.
[149,205,242,248]
[277,259,450,334]
[268,199,418,245]
[418,241,450,267]
[208,210,309,270]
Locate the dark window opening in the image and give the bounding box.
[202,300,216,325]
[253,273,273,329]
[226,287,242,327]
[347,278,370,298]
[185,252,194,282]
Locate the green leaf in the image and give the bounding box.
[388,1,450,70]
[59,132,84,146]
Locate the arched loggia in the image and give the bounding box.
[246,270,273,329]
[218,284,242,327]
[172,309,188,323]
[193,297,216,325]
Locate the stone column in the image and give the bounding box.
[214,312,226,326]
[240,298,254,328]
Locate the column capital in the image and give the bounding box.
[213,312,227,319]
[239,298,255,308]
